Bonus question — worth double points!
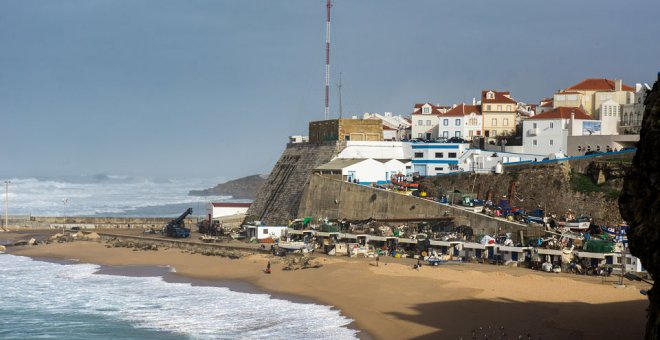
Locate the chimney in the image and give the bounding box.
[615,79,622,91]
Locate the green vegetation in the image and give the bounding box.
[570,170,621,201]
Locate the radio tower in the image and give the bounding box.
[324,0,332,120]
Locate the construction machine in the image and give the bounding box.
[163,208,192,238]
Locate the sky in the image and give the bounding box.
[2,0,659,180]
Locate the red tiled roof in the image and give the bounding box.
[211,202,252,208]
[481,90,517,104]
[528,107,592,120]
[443,104,482,117]
[565,78,634,92]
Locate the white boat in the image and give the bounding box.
[277,241,313,251]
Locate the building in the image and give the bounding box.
[522,107,593,155]
[537,98,554,114]
[621,83,652,134]
[246,225,288,241]
[313,158,407,184]
[410,103,450,140]
[309,118,383,142]
[439,104,482,140]
[552,78,635,118]
[207,202,252,220]
[362,112,412,141]
[411,143,469,176]
[336,141,412,160]
[480,90,518,138]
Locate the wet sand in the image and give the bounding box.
[9,240,649,340]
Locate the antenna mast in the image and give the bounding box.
[338,72,343,118]
[324,0,332,120]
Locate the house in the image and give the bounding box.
[537,98,554,114]
[522,107,592,155]
[552,78,635,118]
[411,142,469,176]
[410,103,451,140]
[481,90,518,138]
[438,104,482,140]
[313,158,406,184]
[362,112,412,141]
[246,225,288,241]
[620,83,651,134]
[207,202,252,220]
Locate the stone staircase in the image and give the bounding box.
[247,141,345,225]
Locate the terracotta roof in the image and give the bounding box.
[442,104,482,117]
[565,78,634,92]
[528,107,592,120]
[211,202,252,208]
[481,90,517,104]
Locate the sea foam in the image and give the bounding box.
[0,255,358,339]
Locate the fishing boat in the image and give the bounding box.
[559,216,591,230]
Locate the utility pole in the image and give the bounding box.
[3,181,9,231]
[324,0,332,120]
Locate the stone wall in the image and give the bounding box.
[298,174,542,243]
[246,141,345,225]
[3,216,194,229]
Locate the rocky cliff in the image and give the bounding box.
[189,174,268,199]
[418,153,633,226]
[619,74,660,340]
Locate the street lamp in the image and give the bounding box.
[3,180,9,231]
[62,198,68,234]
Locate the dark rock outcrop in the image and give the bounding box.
[619,74,660,340]
[189,174,268,199]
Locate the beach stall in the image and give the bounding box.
[577,251,607,268]
[498,246,529,262]
[537,248,564,264]
[462,242,486,260]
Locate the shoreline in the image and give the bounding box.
[7,239,649,339]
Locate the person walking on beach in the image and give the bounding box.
[376,254,380,267]
[265,261,271,274]
[416,259,422,271]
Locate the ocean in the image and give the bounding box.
[2,175,246,217]
[0,255,358,339]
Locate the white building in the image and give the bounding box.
[362,112,412,141]
[410,103,450,140]
[458,149,538,173]
[336,141,412,160]
[411,143,469,176]
[522,107,593,155]
[207,202,252,220]
[246,225,287,241]
[620,83,651,134]
[438,104,483,140]
[314,158,406,184]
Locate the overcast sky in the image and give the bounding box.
[2,0,659,180]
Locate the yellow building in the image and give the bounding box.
[309,119,383,142]
[480,90,517,137]
[552,78,635,118]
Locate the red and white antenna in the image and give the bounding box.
[324,0,332,120]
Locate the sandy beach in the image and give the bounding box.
[6,234,648,340]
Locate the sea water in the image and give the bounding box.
[0,255,358,339]
[2,175,243,217]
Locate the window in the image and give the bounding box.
[455,119,460,126]
[492,118,497,126]
[443,131,449,138]
[497,105,502,111]
[491,130,497,137]
[503,118,509,126]
[577,146,582,151]
[417,133,423,138]
[455,131,461,137]
[423,107,429,113]
[596,145,601,151]
[550,139,553,145]
[443,119,449,126]
[448,152,457,158]
[435,152,444,158]
[414,152,423,158]
[486,105,491,111]
[435,167,444,171]
[262,228,268,235]
[533,123,537,129]
[550,122,554,128]
[417,120,423,126]
[426,120,431,126]
[469,130,474,137]
[506,105,511,111]
[533,139,537,146]
[487,92,494,99]
[586,145,592,151]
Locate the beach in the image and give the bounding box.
[3,231,647,340]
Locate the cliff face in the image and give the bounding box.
[189,174,268,199]
[418,154,632,225]
[619,76,660,340]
